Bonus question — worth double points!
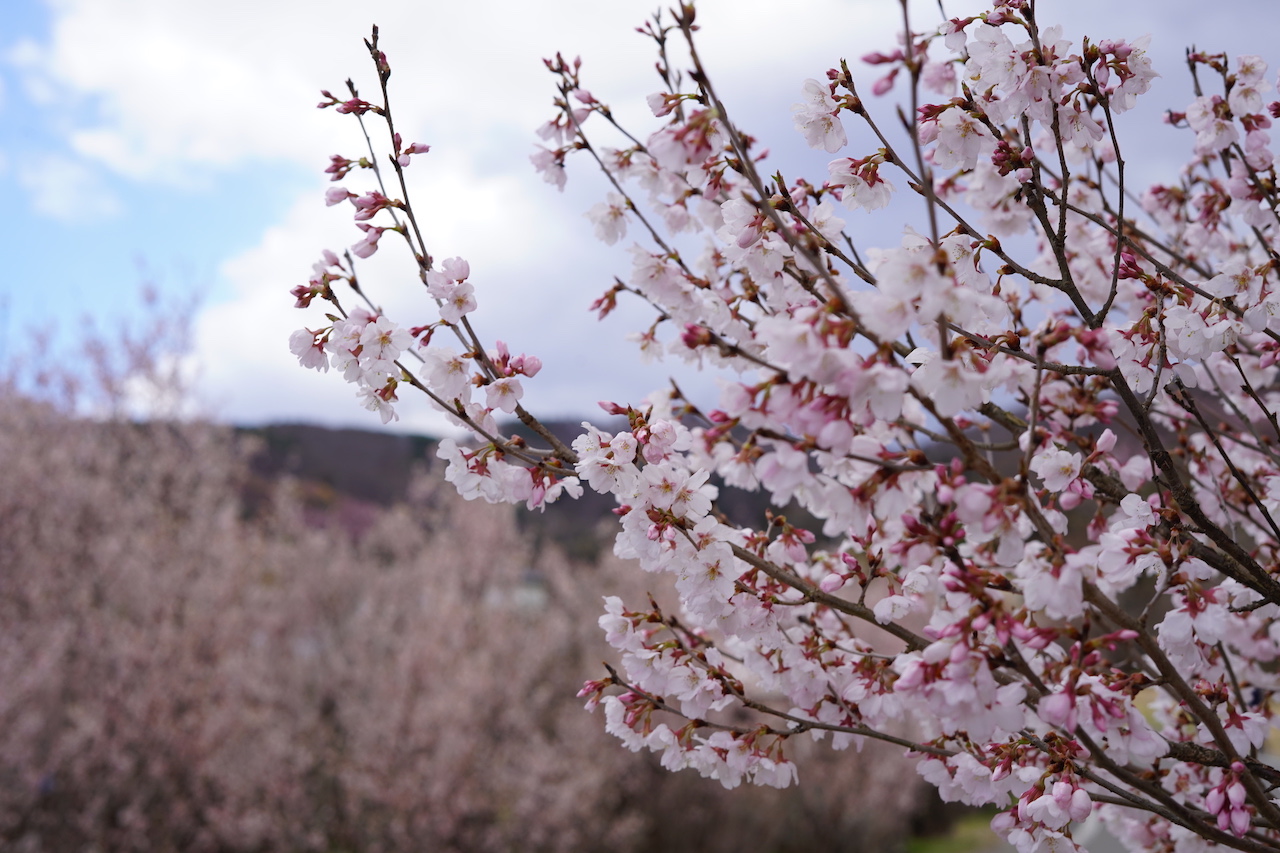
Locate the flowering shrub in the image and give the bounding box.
[0,319,929,851]
[295,2,1280,850]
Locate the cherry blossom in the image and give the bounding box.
[1029,448,1082,492]
[294,10,1280,850]
[792,78,847,153]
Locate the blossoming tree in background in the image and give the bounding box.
[293,0,1280,849]
[0,303,929,851]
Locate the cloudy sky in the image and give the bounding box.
[2,0,1272,435]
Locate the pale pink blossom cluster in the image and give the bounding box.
[295,7,1280,851]
[2,312,933,851]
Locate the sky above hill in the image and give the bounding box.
[2,0,1273,435]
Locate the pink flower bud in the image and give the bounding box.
[351,226,383,259]
[894,661,925,690]
[1069,788,1093,822]
[872,69,899,96]
[1039,691,1077,731]
[325,187,356,206]
[861,50,903,65]
[647,92,676,117]
[989,811,1015,834]
[681,324,714,349]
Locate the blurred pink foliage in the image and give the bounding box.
[0,308,930,851]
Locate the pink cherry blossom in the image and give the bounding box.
[1029,448,1082,492]
[290,14,1280,848]
[792,78,847,153]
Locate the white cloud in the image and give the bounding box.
[9,0,900,183]
[15,0,1276,190]
[22,0,1280,429]
[192,189,375,427]
[6,38,53,103]
[18,153,119,220]
[163,0,906,430]
[191,162,723,434]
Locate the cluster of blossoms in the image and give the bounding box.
[294,5,1280,851]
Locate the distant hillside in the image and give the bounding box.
[235,421,795,563]
[240,423,437,505]
[237,422,619,561]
